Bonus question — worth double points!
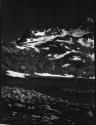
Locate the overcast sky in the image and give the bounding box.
[2,0,95,42]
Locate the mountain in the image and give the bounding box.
[1,17,95,79]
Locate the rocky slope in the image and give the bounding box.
[1,86,95,125]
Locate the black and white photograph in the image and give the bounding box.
[1,0,95,125]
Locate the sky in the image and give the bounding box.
[2,0,95,42]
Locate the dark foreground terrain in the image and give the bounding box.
[0,76,95,125]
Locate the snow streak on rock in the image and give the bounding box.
[34,72,74,78]
[6,70,30,78]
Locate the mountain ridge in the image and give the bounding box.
[1,17,95,79]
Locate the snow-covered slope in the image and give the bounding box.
[1,18,95,79]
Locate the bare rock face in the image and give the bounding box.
[1,17,95,79]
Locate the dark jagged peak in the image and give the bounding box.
[69,17,94,38]
[79,17,94,32]
[15,28,37,46]
[45,26,68,36]
[87,17,94,23]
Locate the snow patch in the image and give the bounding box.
[89,76,95,79]
[34,72,74,78]
[53,54,66,59]
[62,64,70,67]
[61,29,69,36]
[63,74,74,78]
[16,45,26,50]
[72,56,81,61]
[77,38,94,48]
[47,50,76,60]
[42,47,50,50]
[6,70,30,78]
[87,53,95,61]
[63,38,74,44]
[35,31,45,36]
